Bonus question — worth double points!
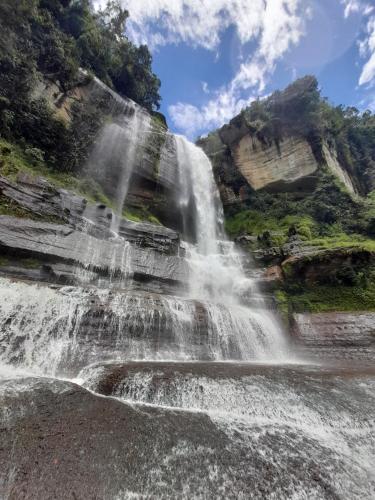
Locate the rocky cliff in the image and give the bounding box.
[199,76,375,347]
[32,73,181,229]
[199,77,363,209]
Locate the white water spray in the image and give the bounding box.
[86,104,151,232]
[175,135,289,359]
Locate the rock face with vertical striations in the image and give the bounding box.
[233,135,319,192]
[200,128,358,208]
[199,79,359,208]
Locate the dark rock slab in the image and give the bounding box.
[81,360,375,397]
[0,378,226,499]
[1,371,374,499]
[0,216,188,286]
[0,175,86,224]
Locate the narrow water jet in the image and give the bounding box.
[84,103,151,232]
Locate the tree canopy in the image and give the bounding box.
[0,0,161,171]
[0,0,161,110]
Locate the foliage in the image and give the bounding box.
[230,76,375,193]
[0,0,161,173]
[321,103,375,192]
[0,0,160,109]
[225,165,375,245]
[0,138,112,206]
[230,76,322,148]
[276,280,375,314]
[225,210,318,246]
[123,206,161,225]
[0,138,164,224]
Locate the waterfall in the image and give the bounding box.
[175,135,223,255]
[84,103,151,232]
[75,101,152,285]
[174,135,289,359]
[0,129,289,377]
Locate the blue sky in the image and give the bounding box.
[95,1,375,139]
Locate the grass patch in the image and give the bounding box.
[123,206,162,225]
[280,282,375,313]
[0,139,113,207]
[20,258,40,269]
[225,207,375,253]
[225,210,320,246]
[0,256,9,267]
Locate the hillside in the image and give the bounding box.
[199,76,375,318]
[0,0,161,174]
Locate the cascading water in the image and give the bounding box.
[0,130,289,376]
[73,99,152,286]
[85,103,151,233]
[175,135,289,360]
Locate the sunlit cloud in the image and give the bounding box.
[359,16,375,86]
[125,0,307,136]
[341,0,375,87]
[93,0,375,135]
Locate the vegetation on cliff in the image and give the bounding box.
[0,0,161,174]
[213,77,375,315]
[0,0,166,225]
[225,76,375,193]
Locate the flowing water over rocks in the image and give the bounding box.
[0,88,374,499]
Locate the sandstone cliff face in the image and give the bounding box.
[234,135,318,192]
[200,120,357,208]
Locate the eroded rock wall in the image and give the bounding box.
[200,118,357,209]
[292,312,375,361]
[34,72,180,227]
[234,135,319,192]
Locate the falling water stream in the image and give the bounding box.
[175,135,288,359]
[0,99,374,498]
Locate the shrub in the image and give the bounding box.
[25,147,45,166]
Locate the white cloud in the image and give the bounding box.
[201,82,209,94]
[163,0,305,136]
[94,0,307,136]
[359,16,375,86]
[121,0,277,51]
[341,0,373,18]
[169,88,249,139]
[341,0,375,87]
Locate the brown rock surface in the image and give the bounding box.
[234,135,319,192]
[292,312,375,361]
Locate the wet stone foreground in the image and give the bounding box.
[0,363,374,499]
